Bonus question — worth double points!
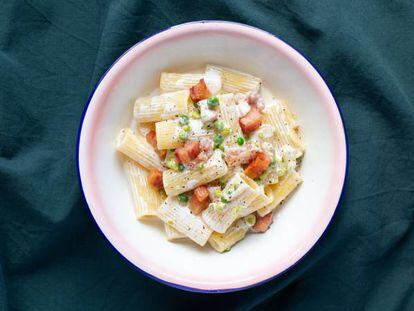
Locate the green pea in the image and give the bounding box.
[236,136,245,145]
[178,131,188,141]
[190,110,200,119]
[183,125,190,132]
[207,96,219,108]
[219,144,225,151]
[177,193,188,203]
[179,115,189,126]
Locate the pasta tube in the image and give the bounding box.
[218,93,244,147]
[208,218,250,253]
[202,173,260,233]
[264,100,304,152]
[124,160,164,219]
[257,171,303,216]
[206,64,261,93]
[164,223,187,241]
[155,120,183,149]
[160,68,222,95]
[160,73,204,92]
[163,150,228,196]
[243,186,273,216]
[157,197,212,246]
[114,128,164,170]
[133,90,189,123]
[219,166,244,184]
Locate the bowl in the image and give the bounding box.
[77,21,347,293]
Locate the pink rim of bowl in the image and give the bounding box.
[77,21,347,293]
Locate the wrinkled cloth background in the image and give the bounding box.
[1,0,414,310]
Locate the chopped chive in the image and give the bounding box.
[213,134,224,146]
[179,115,189,126]
[221,128,230,137]
[219,144,225,151]
[216,202,225,211]
[207,96,219,108]
[177,193,188,203]
[190,110,200,119]
[178,130,188,141]
[197,163,204,170]
[221,196,230,204]
[178,163,185,172]
[214,120,224,131]
[214,189,222,197]
[219,179,226,189]
[244,214,256,227]
[208,203,216,211]
[166,159,179,171]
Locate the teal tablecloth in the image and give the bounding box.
[1,1,413,310]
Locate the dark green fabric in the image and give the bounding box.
[1,0,413,310]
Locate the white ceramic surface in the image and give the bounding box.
[78,21,347,292]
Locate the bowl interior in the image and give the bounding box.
[78,22,346,292]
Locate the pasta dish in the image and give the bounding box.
[114,65,304,252]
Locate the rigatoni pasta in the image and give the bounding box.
[163,150,228,196]
[264,99,305,153]
[160,73,204,92]
[124,160,164,219]
[133,90,189,123]
[160,67,222,95]
[218,93,244,147]
[155,120,183,150]
[164,223,187,241]
[201,173,260,233]
[244,186,273,216]
[114,128,164,170]
[208,217,251,252]
[158,197,212,246]
[206,64,261,93]
[258,171,303,217]
[114,66,305,252]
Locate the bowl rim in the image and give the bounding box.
[76,20,348,293]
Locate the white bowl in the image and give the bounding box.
[77,21,347,293]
